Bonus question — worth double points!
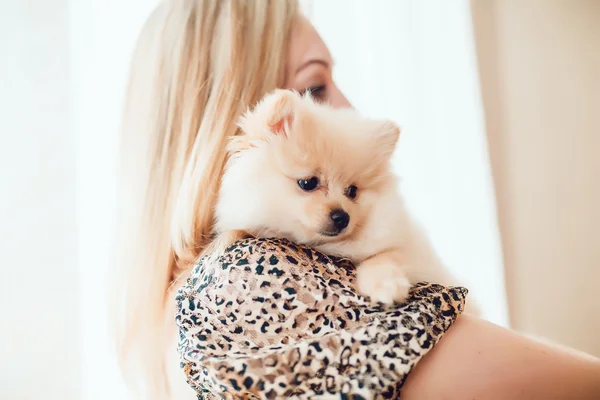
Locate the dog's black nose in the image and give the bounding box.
[330,209,350,231]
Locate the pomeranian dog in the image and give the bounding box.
[215,89,466,306]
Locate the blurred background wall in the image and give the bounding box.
[0,1,79,398]
[472,0,600,357]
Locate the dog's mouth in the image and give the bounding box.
[319,228,347,238]
[320,230,341,237]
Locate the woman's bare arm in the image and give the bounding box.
[402,314,600,399]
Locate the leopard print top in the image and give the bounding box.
[175,238,467,399]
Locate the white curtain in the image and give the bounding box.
[72,1,158,399]
[302,0,509,326]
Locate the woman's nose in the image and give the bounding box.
[328,84,352,109]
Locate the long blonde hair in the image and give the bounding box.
[113,1,299,398]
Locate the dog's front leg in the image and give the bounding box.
[356,250,412,305]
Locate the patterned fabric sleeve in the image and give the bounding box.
[175,238,467,400]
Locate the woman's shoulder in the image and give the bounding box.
[176,237,468,331]
[216,237,352,271]
[175,237,468,397]
[180,237,356,298]
[176,237,357,316]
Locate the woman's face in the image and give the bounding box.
[285,16,351,109]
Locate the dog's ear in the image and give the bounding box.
[372,120,401,161]
[238,89,298,139]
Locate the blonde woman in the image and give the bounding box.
[114,1,600,399]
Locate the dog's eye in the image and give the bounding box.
[346,185,358,199]
[298,177,320,191]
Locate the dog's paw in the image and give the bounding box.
[356,263,411,305]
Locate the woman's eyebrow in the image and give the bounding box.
[295,58,331,74]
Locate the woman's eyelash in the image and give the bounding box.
[302,85,326,99]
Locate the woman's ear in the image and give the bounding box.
[238,89,299,139]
